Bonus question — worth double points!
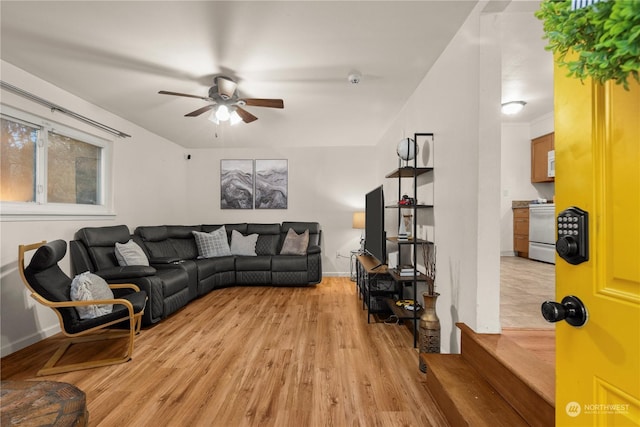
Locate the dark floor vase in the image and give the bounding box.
[419,292,440,373]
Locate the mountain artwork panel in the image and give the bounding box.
[221,159,254,209]
[255,159,287,209]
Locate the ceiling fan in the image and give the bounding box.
[158,76,283,124]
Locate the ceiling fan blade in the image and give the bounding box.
[243,98,284,109]
[184,104,215,117]
[235,107,258,123]
[216,77,237,100]
[159,90,211,101]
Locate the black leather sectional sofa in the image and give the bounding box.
[70,222,321,326]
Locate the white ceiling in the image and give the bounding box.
[0,1,552,149]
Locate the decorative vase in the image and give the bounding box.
[403,213,413,239]
[419,291,440,373]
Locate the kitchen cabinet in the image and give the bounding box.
[513,207,529,258]
[531,132,555,183]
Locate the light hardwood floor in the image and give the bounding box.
[1,278,448,427]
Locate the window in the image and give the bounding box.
[1,105,113,218]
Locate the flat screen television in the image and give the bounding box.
[365,185,386,267]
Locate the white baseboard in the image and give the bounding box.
[1,324,61,358]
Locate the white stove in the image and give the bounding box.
[529,203,556,264]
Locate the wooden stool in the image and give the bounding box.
[1,380,88,426]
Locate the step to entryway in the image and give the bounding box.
[421,323,555,427]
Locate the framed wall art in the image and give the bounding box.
[220,159,254,209]
[255,159,288,209]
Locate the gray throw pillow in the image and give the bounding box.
[70,271,114,319]
[280,228,309,255]
[115,240,149,266]
[192,226,232,258]
[230,229,258,256]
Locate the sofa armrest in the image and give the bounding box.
[95,266,157,280]
[149,256,183,264]
[307,245,321,255]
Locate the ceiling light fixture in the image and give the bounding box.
[208,104,243,126]
[215,104,230,121]
[501,101,527,115]
[229,110,243,126]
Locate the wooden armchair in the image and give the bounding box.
[18,240,147,376]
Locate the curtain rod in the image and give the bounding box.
[1,81,131,138]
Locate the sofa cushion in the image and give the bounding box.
[236,256,271,271]
[230,230,258,256]
[247,223,280,256]
[115,240,149,266]
[166,225,201,260]
[280,228,309,255]
[70,271,114,319]
[272,255,308,271]
[194,256,236,279]
[134,226,180,260]
[76,225,131,270]
[192,227,232,258]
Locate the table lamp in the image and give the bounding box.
[352,211,365,253]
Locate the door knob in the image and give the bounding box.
[541,295,588,327]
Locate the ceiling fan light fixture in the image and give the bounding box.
[230,110,243,126]
[208,111,220,125]
[215,105,230,121]
[501,100,526,115]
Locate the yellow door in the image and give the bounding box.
[554,63,640,425]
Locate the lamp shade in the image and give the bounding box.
[352,211,365,229]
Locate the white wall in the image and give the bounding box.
[0,61,190,356]
[500,113,555,255]
[373,3,503,353]
[183,146,378,275]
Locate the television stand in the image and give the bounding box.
[355,255,397,323]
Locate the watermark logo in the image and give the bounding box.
[566,401,582,417]
[565,401,631,417]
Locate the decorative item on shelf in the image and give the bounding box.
[398,218,408,241]
[423,242,436,294]
[398,195,415,206]
[419,241,439,372]
[402,212,413,239]
[397,265,416,277]
[396,299,421,311]
[418,292,441,372]
[397,137,419,167]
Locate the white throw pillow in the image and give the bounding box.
[192,226,232,258]
[70,271,114,319]
[115,240,149,266]
[230,229,258,256]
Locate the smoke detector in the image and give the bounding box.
[348,72,362,84]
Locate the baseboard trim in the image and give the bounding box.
[1,324,61,358]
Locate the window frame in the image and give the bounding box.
[1,105,114,220]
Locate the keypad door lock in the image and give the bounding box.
[556,206,589,265]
